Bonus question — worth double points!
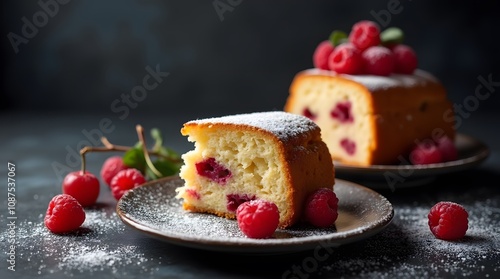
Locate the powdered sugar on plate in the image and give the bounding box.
[316,198,500,278]
[1,205,160,277]
[117,176,394,253]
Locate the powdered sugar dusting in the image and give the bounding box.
[317,197,500,278]
[184,111,319,142]
[1,205,160,276]
[303,68,439,92]
[117,177,393,252]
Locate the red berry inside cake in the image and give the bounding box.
[175,111,335,229]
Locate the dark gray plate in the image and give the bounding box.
[116,176,394,254]
[334,133,490,189]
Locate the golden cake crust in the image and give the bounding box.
[285,69,455,165]
[178,111,335,228]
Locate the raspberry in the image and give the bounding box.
[227,193,256,212]
[185,189,201,200]
[236,199,279,239]
[304,188,338,228]
[62,171,100,207]
[361,46,395,76]
[195,157,232,184]
[428,201,468,240]
[330,101,354,123]
[44,194,86,234]
[313,40,335,70]
[328,43,363,75]
[100,156,129,186]
[110,168,147,200]
[435,136,458,162]
[392,44,418,74]
[302,108,317,120]
[409,140,443,165]
[348,20,381,51]
[340,138,356,156]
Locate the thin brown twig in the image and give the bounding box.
[136,124,163,177]
[100,136,181,163]
[77,130,182,175]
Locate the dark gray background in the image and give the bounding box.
[2,0,500,118]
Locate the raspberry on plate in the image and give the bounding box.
[236,199,279,239]
[100,156,129,186]
[328,43,363,75]
[409,140,443,165]
[304,188,339,228]
[428,201,469,240]
[435,136,458,162]
[44,194,86,234]
[348,20,381,51]
[313,40,335,70]
[110,168,147,200]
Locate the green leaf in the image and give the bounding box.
[122,147,146,172]
[133,141,142,149]
[157,146,181,160]
[329,30,348,46]
[151,128,162,151]
[146,160,181,180]
[380,27,404,46]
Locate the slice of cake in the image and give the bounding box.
[285,69,455,166]
[175,111,335,228]
[284,20,456,166]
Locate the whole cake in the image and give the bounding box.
[284,20,456,166]
[175,111,335,228]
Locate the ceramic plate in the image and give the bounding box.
[334,133,490,189]
[116,176,394,254]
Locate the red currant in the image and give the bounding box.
[110,168,147,200]
[62,171,100,207]
[313,40,335,70]
[100,156,129,186]
[328,43,363,75]
[45,194,86,234]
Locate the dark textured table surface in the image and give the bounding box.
[1,110,499,279]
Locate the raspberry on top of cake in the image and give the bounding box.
[285,20,456,166]
[175,111,335,228]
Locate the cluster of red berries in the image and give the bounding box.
[44,156,147,234]
[236,190,469,241]
[408,135,458,165]
[236,188,339,239]
[313,20,417,76]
